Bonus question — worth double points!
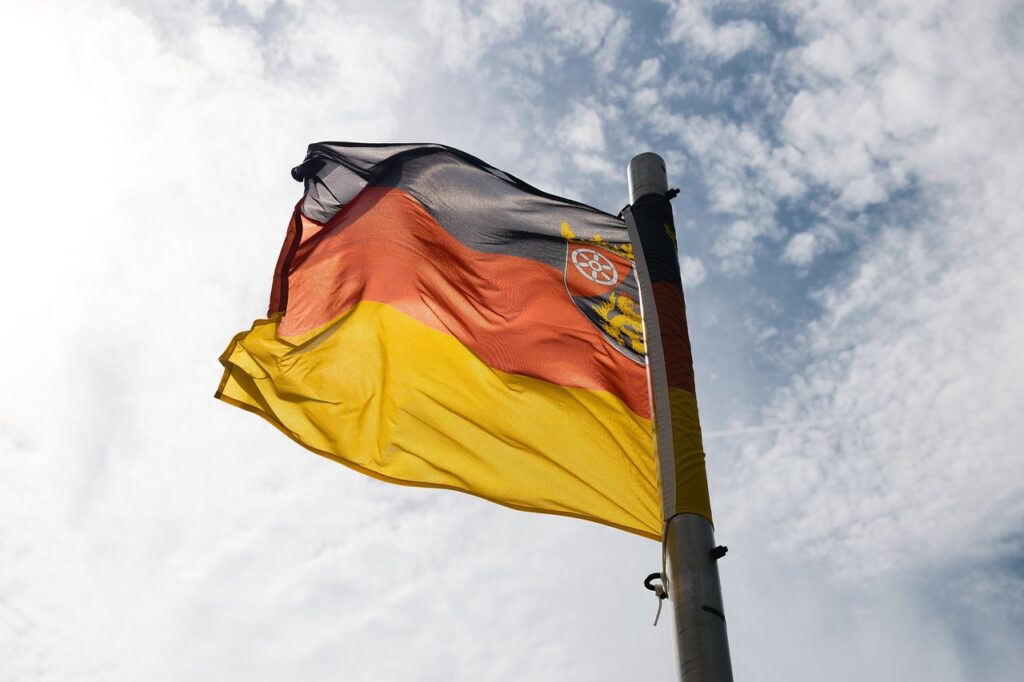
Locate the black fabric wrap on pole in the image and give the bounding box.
[629,193,683,288]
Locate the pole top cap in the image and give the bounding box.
[627,152,668,204]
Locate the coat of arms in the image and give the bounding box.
[561,221,646,364]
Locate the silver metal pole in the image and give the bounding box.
[627,152,668,205]
[627,153,733,682]
[664,514,732,680]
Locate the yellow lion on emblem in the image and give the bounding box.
[592,292,645,354]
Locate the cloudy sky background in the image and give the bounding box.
[2,0,1022,679]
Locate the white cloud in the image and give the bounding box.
[557,102,607,152]
[782,231,819,266]
[537,0,623,60]
[711,219,778,274]
[571,152,619,181]
[417,0,627,75]
[663,0,769,61]
[680,255,707,288]
[713,0,1024,594]
[233,0,277,21]
[418,0,527,70]
[632,57,661,86]
[0,2,669,681]
[731,184,1024,578]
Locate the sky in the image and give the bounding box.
[1,0,1022,680]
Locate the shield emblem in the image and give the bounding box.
[564,241,646,364]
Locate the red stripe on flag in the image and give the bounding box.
[277,187,651,419]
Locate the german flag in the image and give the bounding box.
[216,143,710,540]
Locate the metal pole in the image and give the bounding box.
[626,153,733,682]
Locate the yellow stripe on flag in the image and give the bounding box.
[217,301,661,538]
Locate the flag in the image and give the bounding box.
[216,143,710,540]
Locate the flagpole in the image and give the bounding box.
[625,153,734,682]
